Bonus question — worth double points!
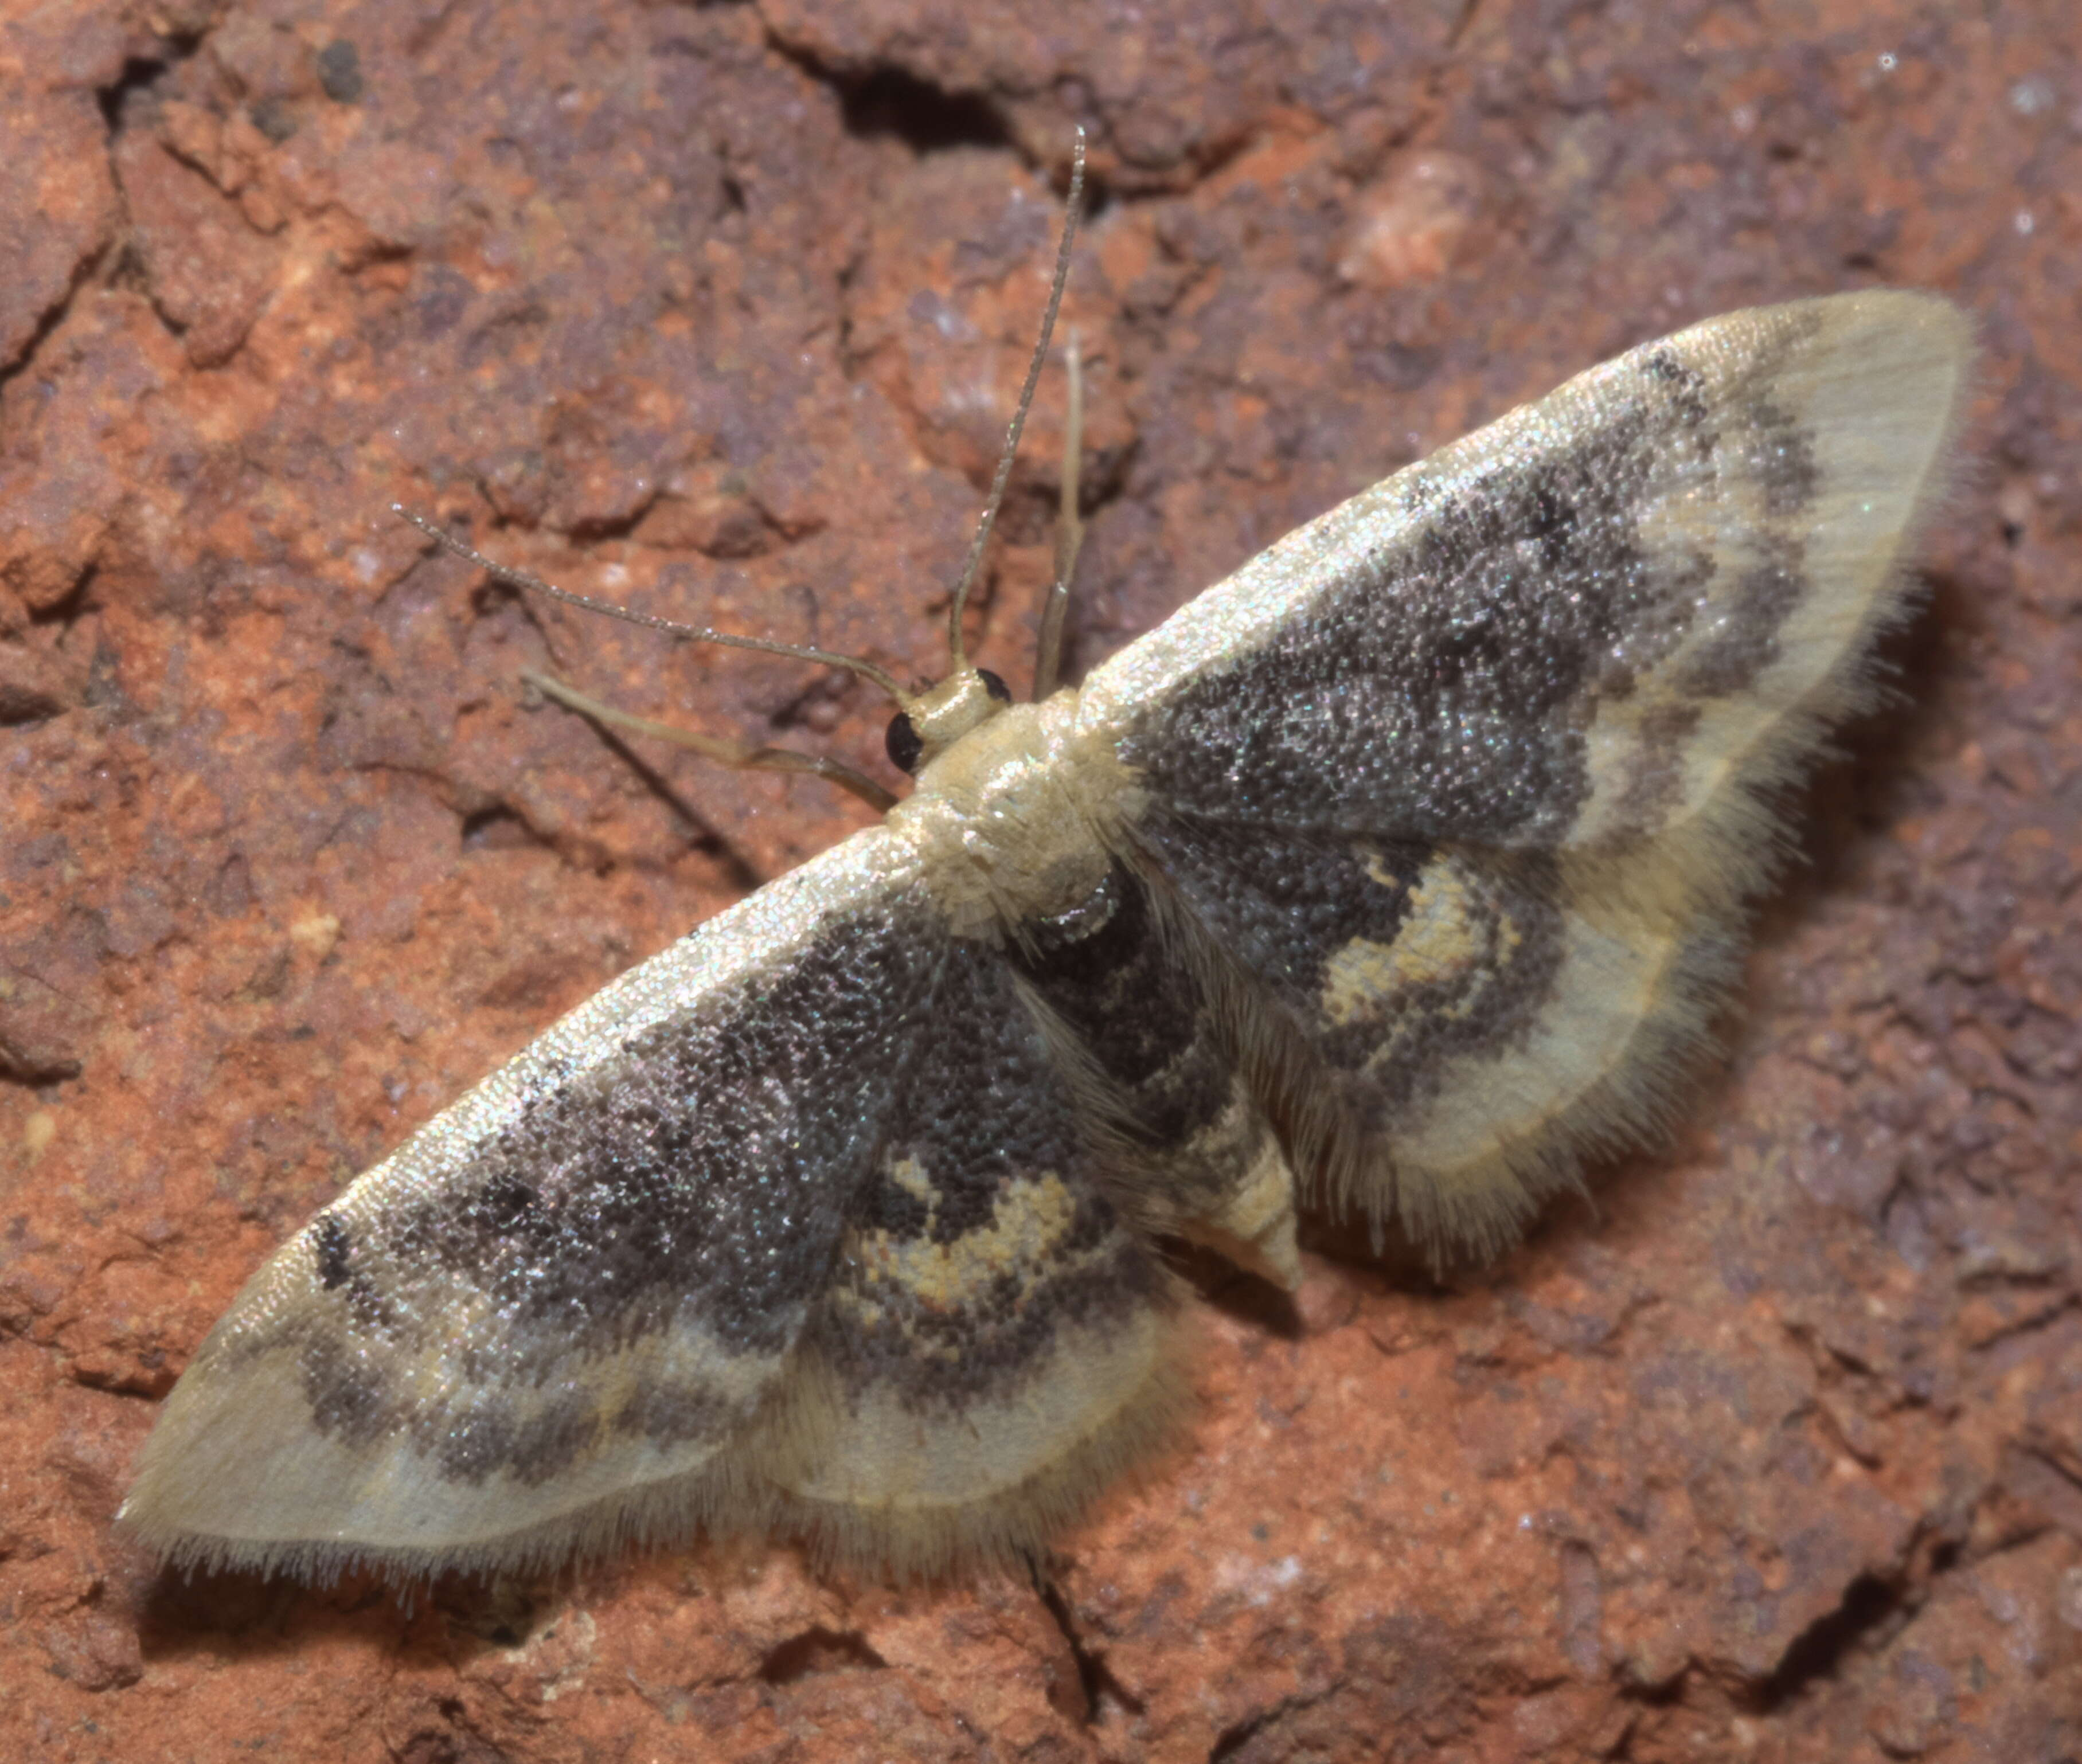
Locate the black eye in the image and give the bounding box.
[885,712,923,775]
[978,668,1011,703]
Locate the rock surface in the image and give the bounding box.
[3,2,2079,1760]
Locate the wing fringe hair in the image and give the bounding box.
[131,1314,1194,1589]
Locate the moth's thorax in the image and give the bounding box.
[889,690,1140,938]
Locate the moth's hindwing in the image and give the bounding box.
[1081,292,1972,1250]
[1140,815,1735,1250]
[768,934,1187,1575]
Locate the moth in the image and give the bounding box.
[119,142,1971,1585]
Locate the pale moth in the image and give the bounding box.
[121,138,1972,1582]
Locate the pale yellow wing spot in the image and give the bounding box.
[846,1172,1081,1317]
[887,1155,940,1212]
[1319,855,1521,1030]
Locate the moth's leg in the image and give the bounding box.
[521,669,898,813]
[1031,330,1085,703]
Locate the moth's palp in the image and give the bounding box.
[943,127,1088,679]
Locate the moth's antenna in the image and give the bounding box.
[392,506,910,707]
[1032,327,1085,702]
[943,128,1087,674]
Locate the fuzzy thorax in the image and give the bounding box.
[888,691,1143,938]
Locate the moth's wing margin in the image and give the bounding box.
[119,828,949,1583]
[1075,293,1973,1251]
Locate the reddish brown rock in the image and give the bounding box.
[0,85,118,374]
[2,2,2078,1761]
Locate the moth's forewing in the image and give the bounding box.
[122,833,933,1577]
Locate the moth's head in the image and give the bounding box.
[885,666,1014,775]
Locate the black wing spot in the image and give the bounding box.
[314,1213,353,1290]
[978,667,1012,703]
[475,1167,545,1237]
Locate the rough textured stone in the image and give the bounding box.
[2,1,2078,1760]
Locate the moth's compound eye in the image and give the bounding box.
[978,668,1012,703]
[885,712,923,775]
